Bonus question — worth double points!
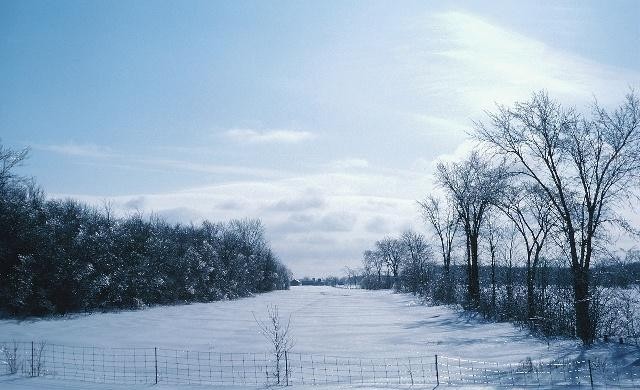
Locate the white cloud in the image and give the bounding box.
[403,11,640,118]
[268,192,326,212]
[137,158,289,179]
[404,113,468,135]
[35,143,115,158]
[327,158,369,170]
[225,129,316,144]
[430,139,480,167]
[35,142,291,179]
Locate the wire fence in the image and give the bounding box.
[1,341,639,387]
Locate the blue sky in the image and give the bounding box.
[1,0,639,276]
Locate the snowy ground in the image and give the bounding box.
[0,378,599,390]
[1,286,638,388]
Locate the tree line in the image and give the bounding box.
[0,144,291,317]
[360,91,640,345]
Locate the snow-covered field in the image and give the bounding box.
[1,286,638,389]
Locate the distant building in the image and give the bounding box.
[290,279,301,286]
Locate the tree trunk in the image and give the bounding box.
[506,261,513,319]
[526,264,535,322]
[573,266,592,344]
[469,234,480,307]
[444,252,450,275]
[566,225,593,344]
[465,233,471,301]
[491,259,496,316]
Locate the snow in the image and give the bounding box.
[0,377,577,390]
[0,377,589,390]
[1,286,638,388]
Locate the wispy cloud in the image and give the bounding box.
[404,113,467,135]
[268,193,326,212]
[35,141,291,179]
[225,128,316,144]
[138,158,289,179]
[424,11,640,106]
[35,142,116,158]
[328,158,369,170]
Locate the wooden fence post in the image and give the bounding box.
[435,354,439,386]
[588,359,593,389]
[154,347,158,384]
[284,351,289,386]
[31,341,34,377]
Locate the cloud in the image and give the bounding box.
[225,129,316,144]
[393,10,639,134]
[123,196,146,210]
[430,139,480,167]
[328,158,369,170]
[138,158,288,179]
[318,212,357,232]
[410,157,432,173]
[35,143,115,158]
[34,142,287,179]
[154,207,202,224]
[365,216,392,234]
[39,145,290,179]
[271,211,357,235]
[424,11,640,107]
[404,114,468,135]
[268,194,326,212]
[216,200,244,210]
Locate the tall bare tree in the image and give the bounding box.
[418,196,459,276]
[436,151,509,306]
[484,212,503,315]
[363,249,384,287]
[400,230,431,293]
[497,184,554,322]
[376,237,404,286]
[476,91,640,343]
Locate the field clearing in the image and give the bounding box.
[1,286,638,389]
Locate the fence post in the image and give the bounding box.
[31,341,34,377]
[588,359,593,389]
[154,347,158,384]
[284,350,289,386]
[435,355,439,386]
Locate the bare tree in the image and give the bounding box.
[0,341,21,374]
[501,222,522,319]
[253,305,294,384]
[476,91,640,343]
[418,196,459,276]
[399,230,432,293]
[342,266,360,288]
[497,184,554,323]
[363,249,384,288]
[484,212,503,315]
[375,237,404,287]
[436,151,509,306]
[0,141,29,185]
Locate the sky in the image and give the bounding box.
[1,0,639,277]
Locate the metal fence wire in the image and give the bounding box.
[1,341,638,387]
